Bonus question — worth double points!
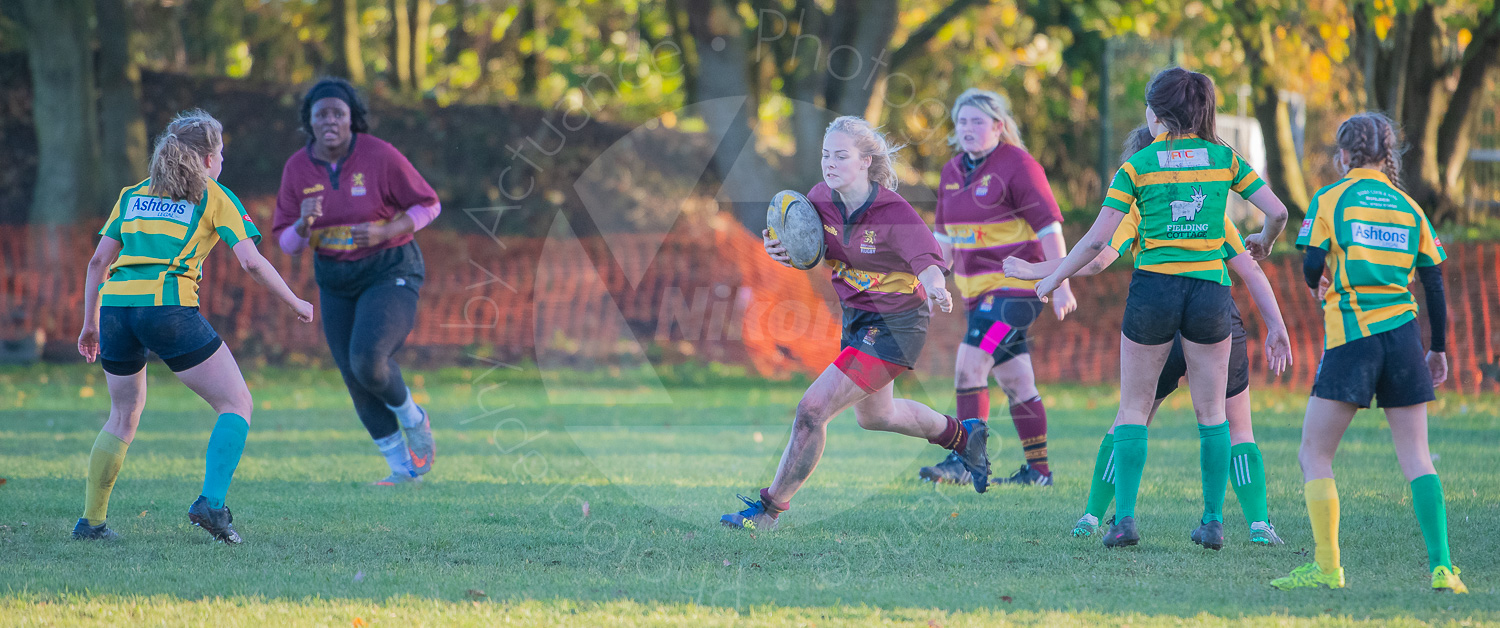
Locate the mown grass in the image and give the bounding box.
[0,364,1496,626]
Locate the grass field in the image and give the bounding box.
[1,363,1497,626]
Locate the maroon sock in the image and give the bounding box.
[1011,395,1049,475]
[956,386,990,422]
[927,415,968,452]
[759,488,789,518]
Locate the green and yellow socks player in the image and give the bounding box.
[1076,433,1275,545]
[76,413,250,540]
[1275,112,1467,593]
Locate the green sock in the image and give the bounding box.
[1229,442,1269,525]
[1198,422,1230,524]
[202,413,249,509]
[1410,474,1452,571]
[1112,424,1149,519]
[1084,433,1115,519]
[83,431,130,526]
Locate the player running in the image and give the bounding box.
[273,78,442,486]
[1007,125,1293,548]
[918,88,1077,488]
[1032,68,1289,547]
[73,110,315,543]
[1272,113,1468,593]
[721,116,988,531]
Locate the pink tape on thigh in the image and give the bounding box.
[978,319,1014,355]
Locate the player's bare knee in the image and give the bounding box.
[793,397,832,431]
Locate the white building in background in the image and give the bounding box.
[1218,114,1267,226]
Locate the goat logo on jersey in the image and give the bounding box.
[1170,186,1207,222]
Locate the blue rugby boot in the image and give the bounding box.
[955,418,991,493]
[720,492,784,531]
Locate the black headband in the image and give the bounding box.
[306,82,357,109]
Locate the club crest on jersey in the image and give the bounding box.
[976,174,993,196]
[862,326,880,345]
[351,173,368,197]
[980,295,995,312]
[125,196,194,224]
[1157,147,1210,168]
[860,230,878,254]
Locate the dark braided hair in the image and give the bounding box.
[298,77,370,139]
[1336,112,1404,190]
[1121,124,1155,162]
[1145,67,1222,145]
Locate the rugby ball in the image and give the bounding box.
[766,190,826,270]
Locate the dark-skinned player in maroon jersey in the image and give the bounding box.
[721,116,990,531]
[919,88,1076,487]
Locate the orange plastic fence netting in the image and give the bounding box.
[3,206,1498,392]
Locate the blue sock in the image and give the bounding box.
[202,413,249,509]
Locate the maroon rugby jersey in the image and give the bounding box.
[808,183,947,313]
[934,144,1062,309]
[273,134,439,261]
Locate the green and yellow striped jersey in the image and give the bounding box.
[98,179,262,307]
[1295,168,1445,349]
[1110,204,1248,271]
[1102,133,1266,285]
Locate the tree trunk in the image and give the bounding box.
[518,0,538,96]
[1232,7,1309,217]
[1435,8,1500,206]
[824,0,897,118]
[410,0,432,91]
[444,0,469,64]
[19,0,101,228]
[95,0,148,191]
[332,0,365,82]
[685,0,787,229]
[390,0,412,91]
[1398,3,1443,213]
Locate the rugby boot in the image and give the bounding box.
[72,518,119,541]
[1102,515,1140,548]
[187,496,242,544]
[1191,519,1225,550]
[918,452,972,485]
[720,494,779,531]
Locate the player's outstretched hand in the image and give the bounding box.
[1265,325,1293,375]
[1051,283,1077,321]
[291,298,315,323]
[77,325,99,363]
[761,229,792,268]
[1033,273,1061,303]
[1003,256,1041,280]
[1244,232,1275,260]
[1427,351,1448,386]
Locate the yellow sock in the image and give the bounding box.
[1305,478,1340,573]
[83,431,129,526]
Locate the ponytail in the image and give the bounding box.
[1144,67,1222,144]
[147,109,224,202]
[826,116,905,191]
[1336,112,1404,190]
